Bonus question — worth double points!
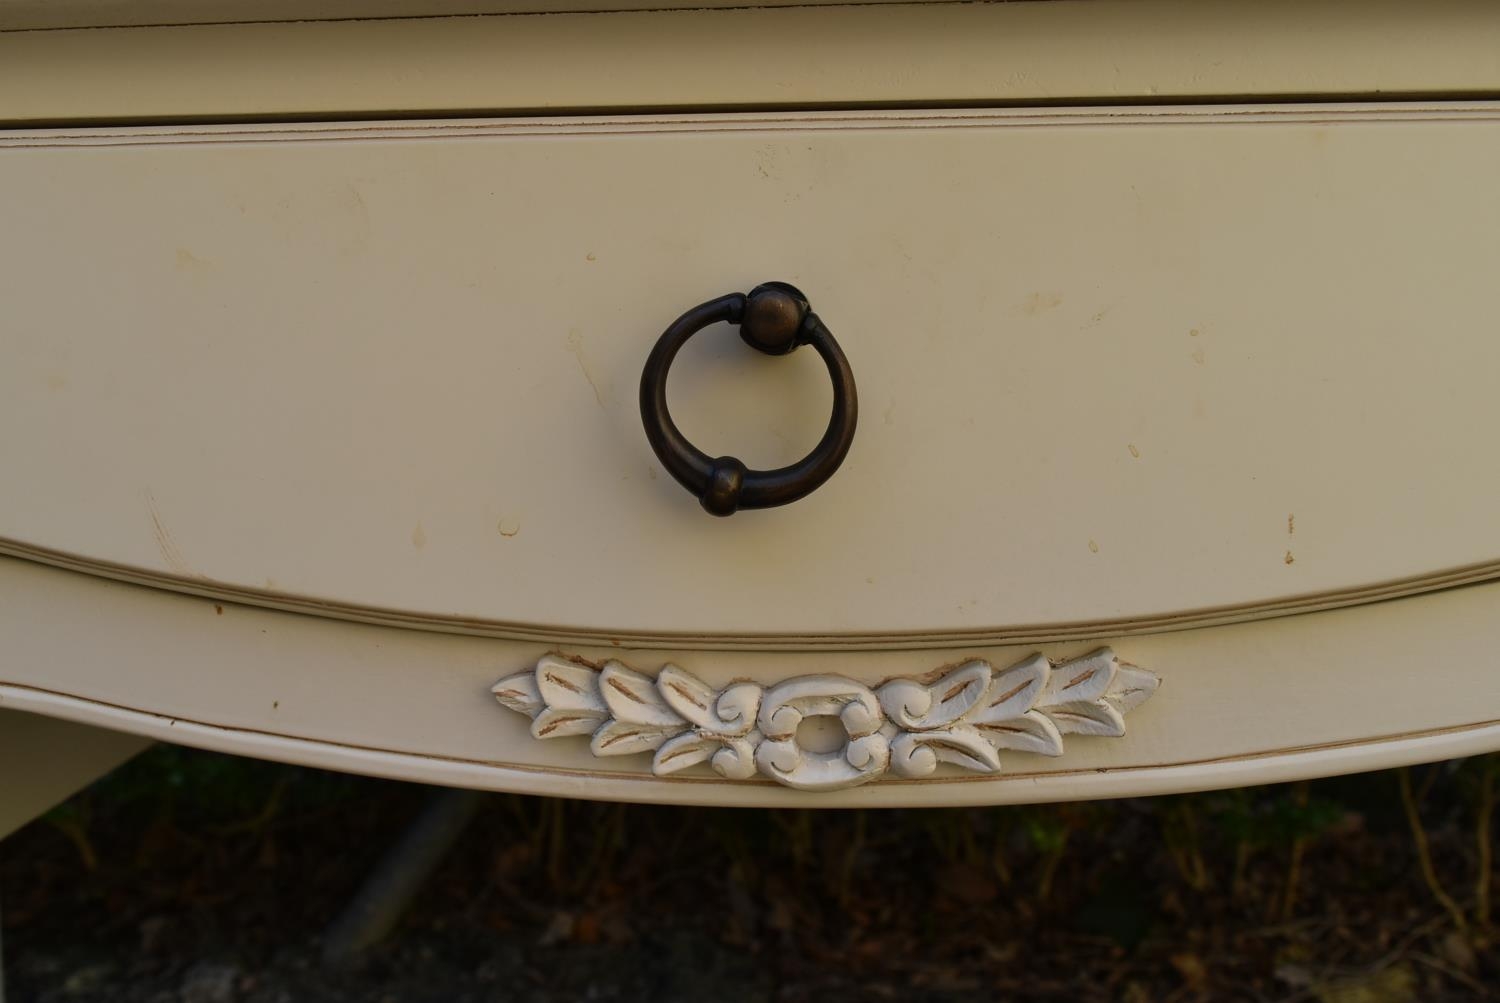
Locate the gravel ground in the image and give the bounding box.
[2,746,1497,1002]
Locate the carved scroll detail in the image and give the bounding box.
[493,649,1159,791]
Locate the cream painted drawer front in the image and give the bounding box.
[5,106,1500,646]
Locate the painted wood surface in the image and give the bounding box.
[5,0,931,31]
[2,557,1498,807]
[0,710,151,838]
[5,107,1500,642]
[3,2,1500,123]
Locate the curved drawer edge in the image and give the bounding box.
[3,685,1498,809]
[5,539,1500,653]
[3,556,1500,806]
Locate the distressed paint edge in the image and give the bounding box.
[7,102,1500,148]
[5,684,1500,808]
[5,2,1500,124]
[3,539,1500,652]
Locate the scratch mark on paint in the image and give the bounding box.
[566,329,609,409]
[146,492,192,576]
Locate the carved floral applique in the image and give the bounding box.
[493,648,1159,791]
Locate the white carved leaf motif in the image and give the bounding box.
[491,648,1159,791]
[888,725,1002,779]
[589,662,689,758]
[967,653,1064,756]
[657,665,761,736]
[878,660,992,731]
[652,731,761,781]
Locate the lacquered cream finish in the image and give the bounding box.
[4,0,932,30]
[3,2,1500,123]
[4,107,1500,642]
[2,557,1498,808]
[0,710,151,838]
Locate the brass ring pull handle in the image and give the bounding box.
[639,282,858,516]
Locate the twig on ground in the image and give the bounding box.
[1476,756,1495,930]
[1279,782,1311,921]
[1398,767,1468,933]
[45,813,98,872]
[210,776,290,837]
[1036,826,1070,902]
[321,787,484,967]
[1270,909,1455,1003]
[1408,951,1490,997]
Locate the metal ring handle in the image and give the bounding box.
[639,282,858,516]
